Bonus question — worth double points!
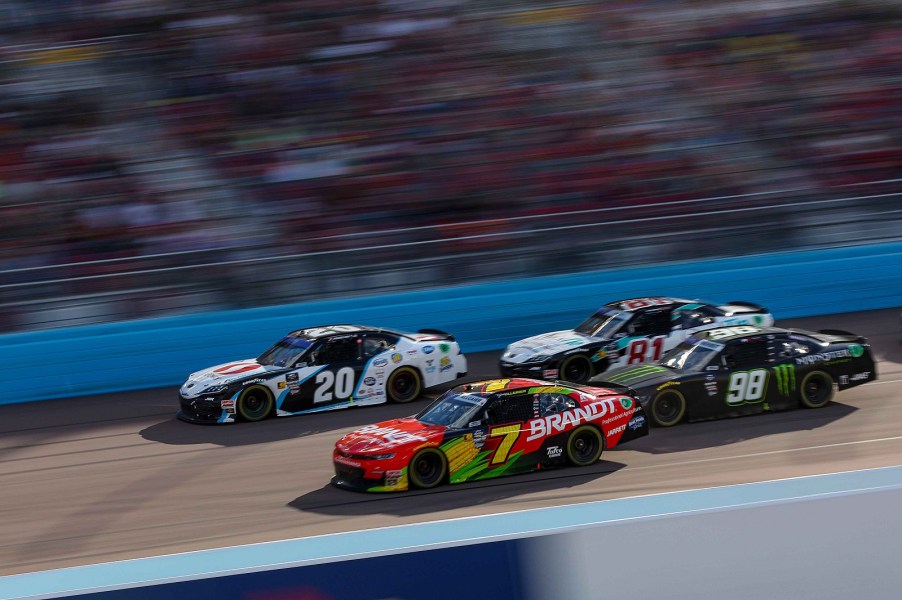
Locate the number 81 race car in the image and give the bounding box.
[177,325,468,424]
[500,297,774,384]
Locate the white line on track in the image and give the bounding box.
[630,434,902,471]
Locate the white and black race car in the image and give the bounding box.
[178,325,468,424]
[500,297,774,384]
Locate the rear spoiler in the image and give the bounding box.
[582,380,641,398]
[417,328,455,341]
[817,329,868,344]
[727,300,768,312]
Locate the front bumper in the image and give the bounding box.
[499,361,556,379]
[331,455,408,492]
[177,395,232,424]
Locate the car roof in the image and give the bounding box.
[602,297,699,312]
[288,324,372,339]
[457,378,619,398]
[692,325,787,342]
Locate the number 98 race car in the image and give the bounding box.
[178,325,468,424]
[500,297,773,384]
[591,325,877,426]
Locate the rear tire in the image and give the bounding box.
[408,448,447,489]
[566,425,604,466]
[559,355,593,384]
[387,367,422,403]
[650,389,686,427]
[799,371,834,408]
[237,385,274,422]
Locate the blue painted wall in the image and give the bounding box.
[2,242,900,403]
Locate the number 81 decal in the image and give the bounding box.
[727,369,769,405]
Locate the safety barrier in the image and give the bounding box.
[1,241,900,403]
[2,465,901,599]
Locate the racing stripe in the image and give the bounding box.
[275,366,325,410]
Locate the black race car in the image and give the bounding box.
[590,325,877,426]
[500,297,773,383]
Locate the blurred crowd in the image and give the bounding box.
[0,0,900,288]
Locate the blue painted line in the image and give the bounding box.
[3,465,902,599]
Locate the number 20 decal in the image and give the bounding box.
[314,367,355,403]
[727,369,768,405]
[488,424,522,465]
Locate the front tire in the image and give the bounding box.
[237,385,274,422]
[559,354,593,384]
[408,448,447,489]
[650,389,686,427]
[566,425,604,466]
[387,367,422,403]
[799,371,835,408]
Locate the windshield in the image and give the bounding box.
[575,309,631,337]
[416,391,489,428]
[661,338,724,371]
[257,336,313,367]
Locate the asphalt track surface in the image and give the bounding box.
[2,308,900,577]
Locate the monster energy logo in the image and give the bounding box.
[773,364,796,396]
[605,365,668,383]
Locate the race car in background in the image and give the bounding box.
[591,325,877,427]
[178,325,467,424]
[500,297,774,384]
[332,377,648,492]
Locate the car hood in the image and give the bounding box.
[591,364,680,394]
[502,330,600,364]
[337,418,446,455]
[183,359,283,390]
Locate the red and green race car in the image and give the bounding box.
[332,377,648,492]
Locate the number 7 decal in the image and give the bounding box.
[488,424,522,465]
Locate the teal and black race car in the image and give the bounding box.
[590,325,877,426]
[499,297,773,384]
[178,325,467,424]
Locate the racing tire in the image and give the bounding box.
[408,447,447,489]
[387,367,422,403]
[237,385,274,422]
[650,389,686,427]
[799,371,835,409]
[559,354,593,384]
[566,425,604,467]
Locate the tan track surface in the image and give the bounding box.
[2,308,900,576]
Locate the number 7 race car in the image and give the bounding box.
[591,325,877,426]
[500,297,774,384]
[332,378,648,492]
[177,325,468,424]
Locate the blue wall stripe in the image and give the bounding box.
[2,242,900,403]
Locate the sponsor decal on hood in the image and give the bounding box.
[503,330,597,363]
[337,418,445,453]
[597,364,677,391]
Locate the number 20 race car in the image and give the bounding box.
[332,378,648,492]
[177,325,468,424]
[500,296,774,384]
[591,325,877,426]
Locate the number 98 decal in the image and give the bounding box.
[726,369,768,405]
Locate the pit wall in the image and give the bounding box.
[2,242,900,403]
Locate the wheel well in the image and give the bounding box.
[410,446,449,485]
[573,423,606,450]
